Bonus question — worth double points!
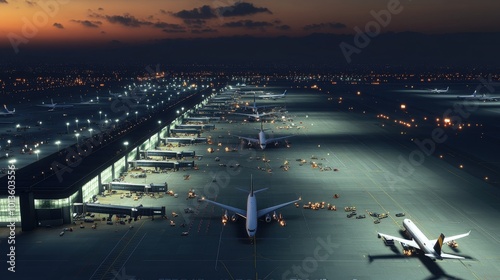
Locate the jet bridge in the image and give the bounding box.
[73,203,165,219]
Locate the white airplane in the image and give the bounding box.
[457,90,498,101]
[72,95,100,105]
[429,86,449,93]
[201,176,301,239]
[234,122,294,150]
[378,219,470,260]
[108,90,124,98]
[232,110,274,121]
[36,99,74,111]
[0,105,15,116]
[258,90,287,100]
[243,95,279,113]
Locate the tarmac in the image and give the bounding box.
[1,84,500,280]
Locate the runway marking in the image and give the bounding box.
[218,260,235,280]
[215,223,225,271]
[89,219,146,280]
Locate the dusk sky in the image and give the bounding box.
[1,0,500,49]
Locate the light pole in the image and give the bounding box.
[55,140,61,151]
[66,122,69,134]
[35,150,40,161]
[7,139,11,148]
[123,141,129,171]
[89,128,93,137]
[99,111,102,121]
[135,111,138,122]
[75,133,80,144]
[75,118,79,129]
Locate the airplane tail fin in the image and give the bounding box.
[250,174,254,196]
[240,175,267,196]
[3,104,8,112]
[283,90,287,96]
[433,233,445,256]
[473,90,477,97]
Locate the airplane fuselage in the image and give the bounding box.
[246,193,258,237]
[403,219,439,259]
[258,130,267,150]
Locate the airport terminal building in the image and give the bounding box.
[0,90,211,231]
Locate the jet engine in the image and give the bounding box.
[222,210,228,225]
[231,214,238,222]
[265,214,272,223]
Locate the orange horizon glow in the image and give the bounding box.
[1,0,500,48]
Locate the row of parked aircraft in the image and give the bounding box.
[428,87,498,101]
[202,86,471,260]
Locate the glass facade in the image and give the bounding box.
[82,176,99,203]
[114,156,125,179]
[0,196,21,223]
[35,197,69,209]
[101,165,112,186]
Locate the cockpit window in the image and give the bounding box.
[248,229,255,232]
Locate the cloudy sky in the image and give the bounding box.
[1,0,500,49]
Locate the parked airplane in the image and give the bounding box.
[378,219,470,260]
[36,99,74,111]
[0,105,15,116]
[258,90,287,100]
[234,122,294,150]
[108,91,124,98]
[201,176,300,239]
[457,90,498,101]
[428,86,449,93]
[243,95,278,113]
[232,110,274,121]
[72,95,100,105]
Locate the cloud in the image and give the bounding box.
[303,22,346,31]
[191,28,218,34]
[25,0,35,6]
[159,9,168,15]
[172,5,214,20]
[172,2,271,20]
[184,19,206,28]
[153,22,185,31]
[222,20,273,29]
[53,23,64,29]
[98,7,104,11]
[276,25,291,31]
[216,2,272,17]
[91,12,181,30]
[0,0,8,3]
[162,29,187,34]
[104,14,150,27]
[72,20,102,28]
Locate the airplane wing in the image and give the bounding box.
[377,232,420,249]
[439,231,471,243]
[257,197,301,218]
[233,135,259,144]
[201,197,247,218]
[439,253,466,259]
[265,135,294,144]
